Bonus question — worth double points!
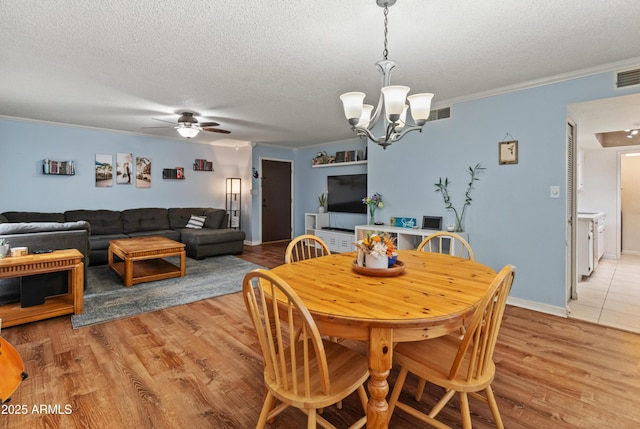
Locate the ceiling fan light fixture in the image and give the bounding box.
[177,125,200,138]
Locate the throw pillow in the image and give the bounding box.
[186,214,206,229]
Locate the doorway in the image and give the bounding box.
[260,159,293,243]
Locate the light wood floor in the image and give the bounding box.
[2,242,640,428]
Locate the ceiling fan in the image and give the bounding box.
[146,112,231,138]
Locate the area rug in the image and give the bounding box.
[71,255,264,328]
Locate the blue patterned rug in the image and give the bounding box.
[71,255,263,328]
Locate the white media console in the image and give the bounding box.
[305,213,469,253]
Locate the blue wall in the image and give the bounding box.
[0,119,252,232]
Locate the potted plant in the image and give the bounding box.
[435,163,485,232]
[0,238,9,258]
[318,193,327,213]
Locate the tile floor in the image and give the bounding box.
[569,254,640,333]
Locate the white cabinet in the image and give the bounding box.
[305,212,354,253]
[355,225,469,250]
[305,212,329,235]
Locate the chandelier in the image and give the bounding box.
[340,0,434,149]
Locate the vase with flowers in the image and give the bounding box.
[354,232,396,269]
[363,193,384,225]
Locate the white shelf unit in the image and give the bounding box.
[304,212,355,253]
[311,160,368,168]
[355,225,469,250]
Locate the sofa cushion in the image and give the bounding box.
[121,208,170,233]
[1,211,65,223]
[203,209,226,229]
[0,221,90,235]
[168,208,210,229]
[65,209,123,235]
[179,228,246,246]
[90,233,129,251]
[0,214,8,223]
[126,229,181,241]
[186,215,206,229]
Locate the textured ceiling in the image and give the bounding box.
[1,0,640,148]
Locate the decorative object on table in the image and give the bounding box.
[353,231,397,272]
[363,193,384,225]
[0,239,9,258]
[318,192,327,213]
[335,151,346,163]
[390,217,417,228]
[434,163,485,232]
[421,216,443,230]
[312,151,328,165]
[339,0,434,149]
[352,259,405,277]
[499,133,518,165]
[446,224,455,232]
[10,247,28,257]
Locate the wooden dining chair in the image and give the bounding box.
[243,269,368,429]
[285,234,331,264]
[388,265,516,429]
[0,337,28,404]
[417,231,475,261]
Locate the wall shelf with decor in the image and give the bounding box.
[162,167,185,180]
[42,159,75,175]
[312,160,368,168]
[193,159,214,171]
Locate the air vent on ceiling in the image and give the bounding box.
[426,107,451,122]
[616,68,640,88]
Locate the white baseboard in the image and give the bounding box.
[507,296,568,318]
[244,240,262,246]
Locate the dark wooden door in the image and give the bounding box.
[261,159,292,242]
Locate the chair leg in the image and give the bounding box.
[357,384,368,413]
[415,377,427,401]
[257,392,275,429]
[459,392,472,429]
[485,385,505,429]
[387,366,408,420]
[308,408,317,429]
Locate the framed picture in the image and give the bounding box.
[116,152,133,184]
[499,140,518,165]
[95,154,113,187]
[422,216,443,230]
[136,156,151,188]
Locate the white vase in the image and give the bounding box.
[318,206,325,213]
[0,245,9,258]
[365,253,388,269]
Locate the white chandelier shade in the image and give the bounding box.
[176,124,200,138]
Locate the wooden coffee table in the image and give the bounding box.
[108,236,186,287]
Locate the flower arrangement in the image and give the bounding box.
[354,232,395,257]
[363,193,383,225]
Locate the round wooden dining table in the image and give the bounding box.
[269,249,497,429]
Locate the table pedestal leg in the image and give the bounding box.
[367,328,393,429]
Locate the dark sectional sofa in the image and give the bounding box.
[0,207,245,266]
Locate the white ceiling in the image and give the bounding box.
[2,0,640,148]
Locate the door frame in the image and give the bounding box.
[567,119,578,302]
[259,156,294,244]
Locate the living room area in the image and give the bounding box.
[3,1,640,427]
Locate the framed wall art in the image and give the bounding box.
[95,154,113,187]
[499,140,518,165]
[116,152,133,184]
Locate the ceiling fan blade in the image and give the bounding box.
[199,122,220,127]
[151,118,177,125]
[202,127,231,134]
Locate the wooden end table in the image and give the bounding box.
[108,236,186,287]
[0,249,84,328]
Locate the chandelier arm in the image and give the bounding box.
[391,125,422,142]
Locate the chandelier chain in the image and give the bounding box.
[382,5,389,60]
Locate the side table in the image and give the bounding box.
[0,249,84,327]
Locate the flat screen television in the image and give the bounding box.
[327,174,367,214]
